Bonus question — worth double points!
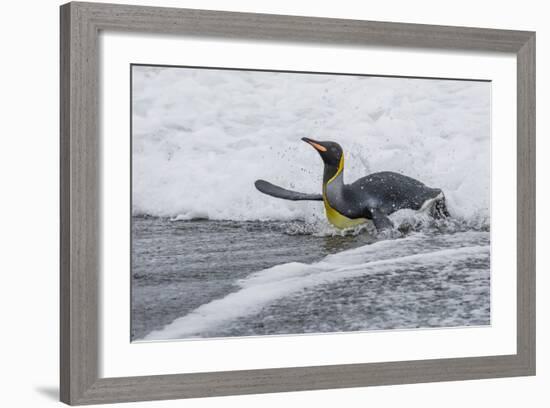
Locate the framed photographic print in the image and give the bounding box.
[60,1,536,405]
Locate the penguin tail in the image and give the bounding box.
[430,192,451,219]
[255,180,323,201]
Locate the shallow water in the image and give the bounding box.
[131,216,490,341]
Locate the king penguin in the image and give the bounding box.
[254,137,449,231]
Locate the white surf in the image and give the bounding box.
[132,67,490,225]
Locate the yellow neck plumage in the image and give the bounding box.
[322,156,367,229]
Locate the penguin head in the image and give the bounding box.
[301,137,343,167]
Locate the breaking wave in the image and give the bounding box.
[132,66,491,225]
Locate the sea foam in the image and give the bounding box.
[132,66,490,223]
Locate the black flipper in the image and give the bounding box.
[370,208,394,231]
[255,180,323,201]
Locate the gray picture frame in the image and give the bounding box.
[60,2,536,405]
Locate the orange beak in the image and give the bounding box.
[301,137,327,152]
